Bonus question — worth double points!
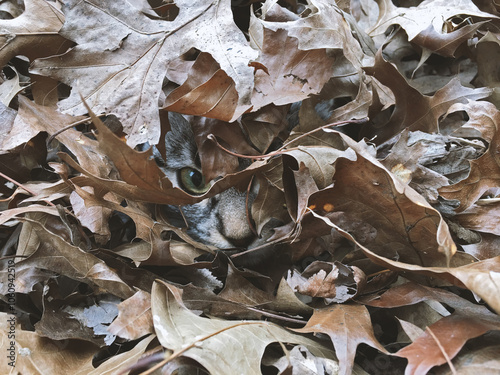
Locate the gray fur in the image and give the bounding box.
[163,112,198,179]
[160,112,255,249]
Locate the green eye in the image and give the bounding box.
[179,167,210,195]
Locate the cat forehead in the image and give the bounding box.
[164,112,198,170]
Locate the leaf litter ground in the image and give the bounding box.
[1,1,500,374]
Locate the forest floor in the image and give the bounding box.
[1,1,500,374]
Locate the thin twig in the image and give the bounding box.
[138,321,268,375]
[0,171,77,219]
[207,117,369,160]
[46,117,93,144]
[245,306,307,325]
[277,117,369,151]
[0,171,56,207]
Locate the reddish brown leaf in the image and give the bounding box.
[396,314,500,374]
[107,291,153,340]
[3,97,103,175]
[294,304,387,375]
[360,282,497,317]
[309,132,456,266]
[382,129,449,203]
[455,202,500,236]
[240,104,290,153]
[434,345,500,374]
[163,53,240,120]
[31,1,258,146]
[190,116,257,182]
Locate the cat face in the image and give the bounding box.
[159,112,257,249]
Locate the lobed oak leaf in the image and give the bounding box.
[323,78,373,124]
[284,146,354,189]
[70,183,156,243]
[0,0,70,105]
[369,0,495,42]
[462,232,500,260]
[446,100,498,142]
[412,21,487,58]
[433,345,500,375]
[190,115,258,182]
[240,104,290,153]
[286,82,371,150]
[152,281,337,375]
[360,281,498,318]
[113,237,203,266]
[70,188,115,245]
[0,68,23,106]
[282,158,319,224]
[363,51,492,144]
[1,96,109,177]
[180,283,265,321]
[30,0,258,147]
[294,304,387,375]
[396,313,500,375]
[69,183,206,266]
[215,265,273,309]
[0,204,59,227]
[455,201,500,236]
[382,130,450,203]
[250,0,372,70]
[0,0,68,67]
[250,27,336,110]
[309,132,457,266]
[263,277,314,317]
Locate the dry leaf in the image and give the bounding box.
[152,281,337,375]
[294,304,387,375]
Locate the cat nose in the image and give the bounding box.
[226,232,255,249]
[218,187,256,249]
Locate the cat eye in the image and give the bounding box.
[179,167,210,195]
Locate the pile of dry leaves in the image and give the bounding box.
[1,0,500,374]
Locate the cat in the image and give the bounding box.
[156,112,261,252]
[154,102,349,264]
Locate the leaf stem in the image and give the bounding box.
[139,321,269,374]
[0,171,56,207]
[207,117,370,160]
[46,117,93,144]
[426,326,457,374]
